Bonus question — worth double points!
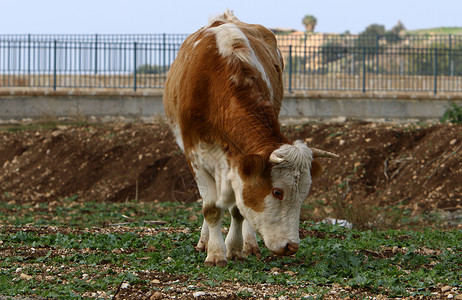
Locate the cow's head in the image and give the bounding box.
[232,140,337,256]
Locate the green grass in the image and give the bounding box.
[0,198,461,298]
[0,196,202,227]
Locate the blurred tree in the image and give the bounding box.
[361,24,386,36]
[385,20,406,43]
[302,15,317,32]
[390,20,406,35]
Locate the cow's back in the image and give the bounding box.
[163,11,284,154]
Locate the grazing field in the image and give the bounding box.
[0,121,461,299]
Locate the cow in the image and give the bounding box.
[163,10,338,267]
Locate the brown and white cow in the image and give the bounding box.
[163,10,337,266]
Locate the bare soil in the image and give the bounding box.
[1,121,461,221]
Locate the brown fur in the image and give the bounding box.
[163,13,287,212]
[231,206,245,222]
[203,204,222,225]
[242,176,272,212]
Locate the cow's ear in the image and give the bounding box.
[310,160,323,179]
[238,154,266,180]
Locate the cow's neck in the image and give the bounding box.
[222,101,289,159]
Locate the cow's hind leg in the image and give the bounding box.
[225,206,245,261]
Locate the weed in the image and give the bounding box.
[441,102,462,124]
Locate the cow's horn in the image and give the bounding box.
[269,153,285,164]
[311,148,339,158]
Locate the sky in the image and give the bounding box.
[1,0,461,35]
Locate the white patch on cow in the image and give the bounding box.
[207,23,273,99]
[171,124,184,152]
[231,140,313,255]
[229,74,239,85]
[193,144,237,208]
[193,39,201,49]
[277,48,282,61]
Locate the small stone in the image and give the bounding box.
[151,279,161,284]
[150,291,163,300]
[442,285,452,292]
[193,291,206,297]
[20,273,33,281]
[270,267,281,273]
[120,282,130,289]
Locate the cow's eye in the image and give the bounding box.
[272,188,284,200]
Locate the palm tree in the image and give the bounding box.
[302,15,317,32]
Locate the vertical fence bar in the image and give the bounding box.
[362,46,366,93]
[448,34,452,76]
[288,45,293,92]
[7,41,10,73]
[162,33,166,73]
[434,48,438,94]
[28,34,31,76]
[133,42,137,91]
[53,40,57,91]
[94,33,98,74]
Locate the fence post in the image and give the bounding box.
[288,45,293,93]
[362,46,366,93]
[28,34,31,76]
[7,41,10,72]
[163,33,166,72]
[133,42,137,91]
[449,34,453,76]
[433,48,438,94]
[94,33,98,75]
[53,40,57,91]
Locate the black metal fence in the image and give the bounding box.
[1,33,461,93]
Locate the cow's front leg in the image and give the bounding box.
[243,219,261,258]
[202,203,227,267]
[225,206,244,261]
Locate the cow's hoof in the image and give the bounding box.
[204,256,227,267]
[243,244,261,259]
[226,251,245,262]
[196,239,207,252]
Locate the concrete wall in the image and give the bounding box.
[0,95,165,121]
[280,94,462,122]
[1,90,461,122]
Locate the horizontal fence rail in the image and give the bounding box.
[1,33,461,93]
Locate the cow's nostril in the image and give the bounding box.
[284,242,299,256]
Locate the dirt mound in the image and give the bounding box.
[1,122,461,226]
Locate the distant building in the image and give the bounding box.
[271,28,336,70]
